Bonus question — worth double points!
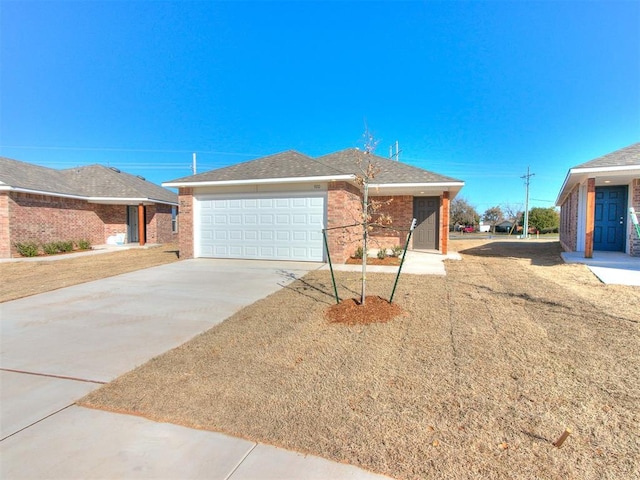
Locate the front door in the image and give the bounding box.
[594,186,627,252]
[127,205,138,243]
[413,197,439,250]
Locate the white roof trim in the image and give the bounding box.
[163,174,355,188]
[0,186,177,206]
[369,182,465,189]
[0,185,87,200]
[570,165,640,174]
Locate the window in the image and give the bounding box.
[171,206,178,233]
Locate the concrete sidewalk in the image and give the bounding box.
[0,259,393,479]
[561,251,640,286]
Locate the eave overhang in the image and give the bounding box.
[0,186,178,206]
[163,174,355,188]
[556,165,640,206]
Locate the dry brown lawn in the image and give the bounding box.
[16,239,640,479]
[0,244,180,303]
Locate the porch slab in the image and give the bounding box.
[561,251,640,286]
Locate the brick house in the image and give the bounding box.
[556,143,640,258]
[164,149,464,262]
[0,157,178,258]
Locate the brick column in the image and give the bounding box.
[0,192,10,258]
[584,178,595,258]
[441,191,450,255]
[178,188,194,259]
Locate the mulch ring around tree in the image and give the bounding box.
[345,257,401,266]
[325,296,404,325]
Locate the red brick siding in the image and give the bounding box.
[631,179,640,257]
[145,203,176,244]
[368,195,413,250]
[326,182,362,262]
[0,192,10,258]
[559,184,579,252]
[440,192,450,255]
[178,188,194,259]
[1,191,175,258]
[7,192,112,257]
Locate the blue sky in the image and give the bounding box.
[1,0,638,215]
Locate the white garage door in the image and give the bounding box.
[197,193,325,261]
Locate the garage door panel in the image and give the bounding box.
[197,194,325,261]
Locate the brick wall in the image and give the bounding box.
[631,179,640,257]
[1,191,177,258]
[146,203,176,244]
[326,182,362,262]
[440,192,450,255]
[368,195,413,251]
[7,192,111,257]
[178,188,194,259]
[559,184,579,252]
[0,192,10,258]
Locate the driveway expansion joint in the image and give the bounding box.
[223,442,258,480]
[0,368,106,385]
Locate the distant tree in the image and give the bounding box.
[450,197,479,228]
[528,207,560,232]
[501,203,523,235]
[482,206,503,233]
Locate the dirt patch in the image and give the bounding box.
[60,239,640,479]
[0,244,180,303]
[326,296,404,325]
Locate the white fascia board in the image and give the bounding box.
[0,186,178,206]
[555,171,574,206]
[369,182,465,189]
[570,165,640,175]
[87,197,179,206]
[163,174,355,188]
[0,186,87,200]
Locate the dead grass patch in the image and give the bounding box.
[0,244,180,303]
[79,239,639,480]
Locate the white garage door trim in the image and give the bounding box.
[195,192,326,261]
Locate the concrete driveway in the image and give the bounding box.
[1,259,391,480]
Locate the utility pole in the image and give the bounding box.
[192,152,197,175]
[521,166,535,239]
[389,141,401,161]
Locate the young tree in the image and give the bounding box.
[501,203,523,235]
[482,206,503,233]
[352,129,393,306]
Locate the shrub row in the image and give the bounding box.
[354,245,404,259]
[14,239,92,257]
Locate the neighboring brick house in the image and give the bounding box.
[556,143,640,258]
[164,148,464,262]
[0,157,178,258]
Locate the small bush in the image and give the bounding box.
[15,242,39,257]
[77,239,91,250]
[377,248,387,259]
[59,241,74,253]
[391,245,404,257]
[353,246,366,259]
[42,242,60,255]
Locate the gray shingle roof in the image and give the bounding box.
[573,142,640,169]
[166,148,463,185]
[316,149,464,184]
[0,156,177,204]
[167,150,347,183]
